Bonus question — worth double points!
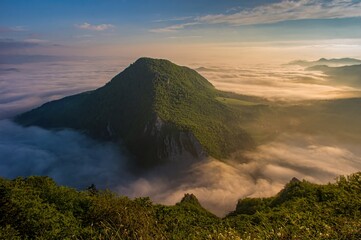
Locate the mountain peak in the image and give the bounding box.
[133,57,171,64]
[130,57,182,73]
[129,57,171,71]
[180,193,201,205]
[290,177,301,183]
[15,58,254,168]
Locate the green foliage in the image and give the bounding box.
[0,173,360,239]
[234,197,273,215]
[226,172,361,239]
[147,58,255,159]
[0,176,84,239]
[0,225,21,240]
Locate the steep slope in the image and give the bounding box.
[15,58,254,167]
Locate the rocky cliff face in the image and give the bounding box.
[136,114,205,167]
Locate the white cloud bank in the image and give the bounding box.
[1,120,360,216]
[118,134,361,216]
[196,64,361,101]
[0,60,123,119]
[1,57,360,216]
[0,120,132,189]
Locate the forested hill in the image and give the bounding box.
[1,172,360,239]
[15,58,254,168]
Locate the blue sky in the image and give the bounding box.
[1,0,361,63]
[0,0,281,42]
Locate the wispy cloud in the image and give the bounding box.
[152,0,361,33]
[167,35,202,39]
[74,34,93,39]
[0,26,26,33]
[149,22,198,33]
[0,38,53,55]
[23,38,48,44]
[75,22,114,31]
[153,16,193,23]
[0,38,39,51]
[197,0,361,26]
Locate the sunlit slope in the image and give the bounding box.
[15,58,254,166]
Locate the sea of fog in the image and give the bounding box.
[1,58,360,216]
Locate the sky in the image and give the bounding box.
[1,0,361,64]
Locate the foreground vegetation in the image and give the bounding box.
[1,172,360,239]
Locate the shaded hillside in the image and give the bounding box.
[15,58,254,167]
[1,172,360,239]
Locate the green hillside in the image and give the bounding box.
[15,58,254,167]
[1,172,360,239]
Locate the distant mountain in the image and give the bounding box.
[15,58,254,168]
[288,58,361,67]
[307,64,361,88]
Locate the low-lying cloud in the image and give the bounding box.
[1,120,360,216]
[1,58,360,216]
[118,134,361,216]
[0,120,132,189]
[196,64,361,101]
[1,57,359,120]
[0,60,125,119]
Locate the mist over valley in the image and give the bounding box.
[1,56,360,216]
